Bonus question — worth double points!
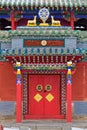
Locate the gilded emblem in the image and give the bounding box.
[41,40,47,46]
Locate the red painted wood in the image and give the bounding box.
[44,75,60,115]
[0,62,4,65]
[28,75,61,118]
[0,62,16,101]
[12,20,16,30]
[24,40,64,47]
[66,83,72,122]
[11,12,16,30]
[5,55,82,64]
[70,12,74,30]
[0,62,87,103]
[72,62,87,100]
[16,84,22,123]
[29,75,44,115]
[24,114,65,119]
[0,125,3,130]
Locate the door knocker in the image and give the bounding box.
[45,84,52,92]
[36,84,43,92]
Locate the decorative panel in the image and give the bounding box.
[24,40,64,47]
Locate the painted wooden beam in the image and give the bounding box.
[70,12,74,30]
[10,12,16,30]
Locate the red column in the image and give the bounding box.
[70,12,74,30]
[16,84,22,123]
[67,83,72,122]
[0,125,3,130]
[16,62,22,123]
[66,61,72,122]
[11,12,16,30]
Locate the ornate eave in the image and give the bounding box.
[0,48,86,66]
[1,54,83,71]
[0,0,87,10]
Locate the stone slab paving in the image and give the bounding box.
[1,119,87,130]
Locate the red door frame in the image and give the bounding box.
[24,74,65,119]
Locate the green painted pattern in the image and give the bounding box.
[14,63,75,70]
[0,30,87,42]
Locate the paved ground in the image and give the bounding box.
[1,116,87,130]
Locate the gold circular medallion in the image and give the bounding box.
[41,40,47,46]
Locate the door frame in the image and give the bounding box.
[23,74,66,119]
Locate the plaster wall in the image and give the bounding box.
[72,62,87,100]
[0,62,16,101]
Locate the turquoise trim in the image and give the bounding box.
[0,48,87,56]
[23,37,65,40]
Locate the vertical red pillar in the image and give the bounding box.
[67,83,72,122]
[11,11,16,30]
[70,12,74,30]
[66,61,72,122]
[0,125,3,130]
[16,62,22,123]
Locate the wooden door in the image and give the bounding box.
[29,75,44,115]
[44,75,60,116]
[29,75,60,118]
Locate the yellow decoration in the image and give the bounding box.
[51,16,61,26]
[16,62,21,67]
[39,23,49,26]
[45,93,54,102]
[17,69,21,75]
[67,61,72,66]
[41,40,47,46]
[27,24,36,26]
[34,93,43,102]
[27,16,37,26]
[67,69,71,75]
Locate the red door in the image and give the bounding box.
[29,75,60,118]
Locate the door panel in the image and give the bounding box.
[29,75,60,117]
[44,75,60,115]
[29,75,44,115]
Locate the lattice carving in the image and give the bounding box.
[61,74,66,115]
[23,73,28,115]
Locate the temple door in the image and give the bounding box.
[29,75,60,118]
